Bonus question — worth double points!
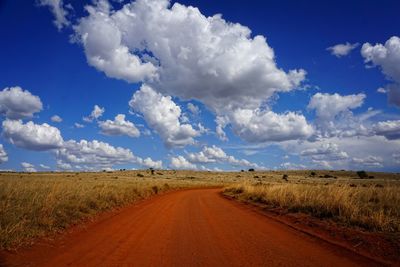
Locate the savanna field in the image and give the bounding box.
[1,169,399,251]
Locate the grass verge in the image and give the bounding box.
[0,171,223,249]
[224,181,400,233]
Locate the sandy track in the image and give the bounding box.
[2,188,380,266]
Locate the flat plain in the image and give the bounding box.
[1,170,399,266]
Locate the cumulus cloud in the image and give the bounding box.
[308,93,365,120]
[73,0,308,143]
[300,143,348,161]
[377,87,387,94]
[215,116,228,141]
[373,120,400,140]
[73,1,158,83]
[0,86,43,119]
[280,162,307,170]
[38,0,70,30]
[74,123,85,128]
[170,156,197,170]
[0,144,8,163]
[57,160,72,170]
[56,139,134,168]
[56,139,161,170]
[187,145,260,168]
[228,109,313,143]
[327,42,359,57]
[2,120,63,151]
[362,36,400,107]
[39,164,50,169]
[307,92,370,138]
[51,115,63,122]
[136,157,163,169]
[351,156,383,168]
[21,162,37,172]
[281,134,400,170]
[129,84,199,148]
[74,0,305,112]
[187,103,200,115]
[83,105,105,122]
[98,114,140,137]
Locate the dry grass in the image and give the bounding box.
[0,170,227,249]
[1,169,399,249]
[224,171,400,233]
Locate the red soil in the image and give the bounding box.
[1,189,385,266]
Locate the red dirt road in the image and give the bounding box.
[2,189,380,267]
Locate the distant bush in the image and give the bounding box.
[323,174,333,178]
[282,174,288,181]
[248,168,255,172]
[137,173,144,177]
[310,171,316,177]
[357,170,368,179]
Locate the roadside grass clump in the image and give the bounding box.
[224,181,400,233]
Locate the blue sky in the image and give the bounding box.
[0,0,399,172]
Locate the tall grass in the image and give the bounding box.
[224,181,400,232]
[0,171,222,249]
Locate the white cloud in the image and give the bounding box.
[215,116,228,141]
[74,123,85,128]
[187,145,260,168]
[57,160,72,170]
[73,0,308,143]
[38,0,70,30]
[39,164,50,169]
[280,162,307,170]
[300,143,348,161]
[136,157,163,169]
[129,84,199,148]
[56,139,134,169]
[0,144,8,163]
[229,109,313,142]
[2,120,63,151]
[187,103,200,115]
[351,156,383,168]
[281,134,400,170]
[308,92,365,120]
[362,36,400,107]
[74,0,305,113]
[98,114,140,137]
[327,42,359,57]
[56,139,162,170]
[0,86,43,119]
[373,120,400,140]
[21,162,37,172]
[377,87,387,94]
[73,1,158,83]
[51,115,63,123]
[170,156,197,170]
[83,105,105,122]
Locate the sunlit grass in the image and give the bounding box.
[0,170,225,249]
[224,175,400,232]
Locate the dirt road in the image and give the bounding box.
[2,188,380,266]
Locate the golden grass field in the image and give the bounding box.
[224,170,400,233]
[1,169,399,250]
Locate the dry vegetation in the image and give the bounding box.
[0,170,231,249]
[224,170,400,233]
[1,169,399,250]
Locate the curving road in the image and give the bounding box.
[3,188,378,266]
